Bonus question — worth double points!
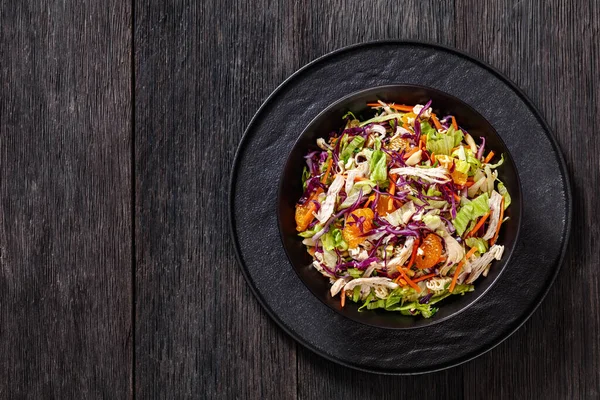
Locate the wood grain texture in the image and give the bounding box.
[0,1,132,398]
[134,1,296,398]
[1,0,596,398]
[456,1,600,399]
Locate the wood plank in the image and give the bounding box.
[134,1,297,398]
[456,1,600,398]
[0,1,132,397]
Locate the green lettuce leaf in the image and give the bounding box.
[426,186,442,197]
[369,149,388,184]
[426,125,464,156]
[420,120,437,137]
[488,153,505,168]
[470,192,490,218]
[465,237,489,254]
[298,224,323,238]
[423,214,442,231]
[352,286,361,302]
[453,193,490,235]
[321,228,348,251]
[429,284,474,305]
[358,291,375,311]
[465,148,481,175]
[454,159,470,174]
[342,111,357,120]
[453,204,474,236]
[340,136,365,163]
[366,299,387,310]
[347,268,363,278]
[497,180,512,209]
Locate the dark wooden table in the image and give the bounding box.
[1,1,598,398]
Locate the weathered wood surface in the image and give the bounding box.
[0,0,132,398]
[2,0,598,398]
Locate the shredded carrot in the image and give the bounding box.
[451,116,458,130]
[449,247,478,292]
[431,114,442,130]
[402,122,411,130]
[321,158,333,184]
[491,198,505,245]
[364,194,375,208]
[405,238,420,269]
[465,246,478,260]
[412,273,436,283]
[367,102,414,112]
[397,268,421,292]
[354,176,368,182]
[453,193,461,202]
[391,104,415,112]
[465,180,475,188]
[430,152,436,164]
[341,289,346,307]
[449,263,463,293]
[403,147,420,160]
[484,151,495,164]
[467,211,491,237]
[387,177,396,212]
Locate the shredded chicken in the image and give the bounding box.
[330,277,348,296]
[315,174,344,223]
[343,277,398,291]
[387,237,415,269]
[311,261,332,278]
[363,263,377,278]
[389,166,451,184]
[466,245,505,284]
[349,247,369,261]
[482,191,503,240]
[439,231,465,276]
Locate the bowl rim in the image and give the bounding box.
[276,83,524,330]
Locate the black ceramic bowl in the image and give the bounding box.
[278,84,522,329]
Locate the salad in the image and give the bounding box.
[295,100,511,318]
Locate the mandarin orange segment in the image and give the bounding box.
[295,202,316,231]
[342,208,374,248]
[415,233,443,269]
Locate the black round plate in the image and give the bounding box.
[229,41,572,374]
[278,84,523,330]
